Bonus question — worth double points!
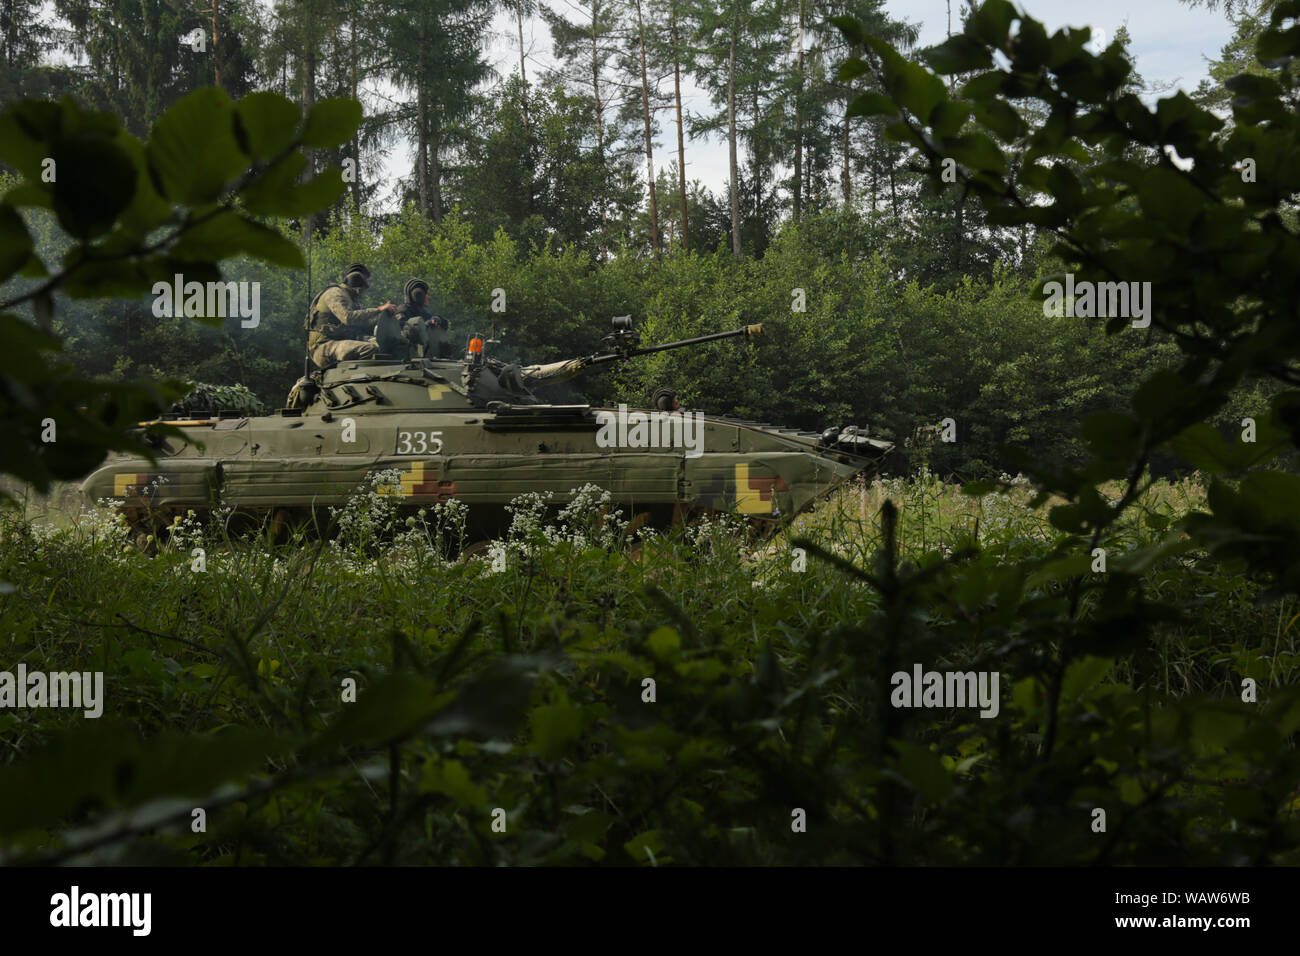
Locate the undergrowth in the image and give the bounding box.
[0,474,1296,865]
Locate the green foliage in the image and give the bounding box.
[46,0,260,136]
[5,0,1300,869]
[68,195,1160,481]
[172,381,267,417]
[1,477,1296,864]
[836,0,1300,584]
[0,89,356,492]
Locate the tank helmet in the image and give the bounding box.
[652,387,680,412]
[343,263,371,290]
[403,278,429,304]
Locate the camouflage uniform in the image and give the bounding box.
[285,376,318,410]
[393,278,448,358]
[393,300,430,324]
[305,283,384,367]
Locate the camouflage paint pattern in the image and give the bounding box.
[82,356,890,541]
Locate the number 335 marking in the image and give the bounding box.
[396,430,444,454]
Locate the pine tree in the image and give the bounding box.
[510,0,537,132]
[629,0,661,255]
[666,0,689,250]
[790,0,806,221]
[0,0,51,102]
[380,0,492,222]
[682,0,744,255]
[540,0,629,259]
[261,0,349,244]
[454,77,546,245]
[810,1,916,206]
[683,0,784,256]
[52,0,256,134]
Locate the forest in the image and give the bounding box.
[0,0,1298,871]
[4,0,1273,478]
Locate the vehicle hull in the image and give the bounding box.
[81,404,890,541]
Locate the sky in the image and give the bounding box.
[887,0,1235,82]
[369,0,1237,209]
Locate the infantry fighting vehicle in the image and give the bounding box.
[81,317,893,546]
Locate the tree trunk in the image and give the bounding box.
[431,131,443,222]
[349,0,360,213]
[870,146,878,212]
[517,2,529,132]
[751,81,760,227]
[671,0,688,251]
[793,0,803,222]
[946,0,956,94]
[417,14,429,218]
[728,16,740,256]
[593,3,608,261]
[841,102,850,203]
[634,0,659,256]
[211,0,221,88]
[954,196,964,272]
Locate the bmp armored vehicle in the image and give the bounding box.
[82,316,893,544]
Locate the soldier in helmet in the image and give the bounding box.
[395,278,431,323]
[304,263,397,367]
[393,278,450,359]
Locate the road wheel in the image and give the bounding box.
[459,539,495,564]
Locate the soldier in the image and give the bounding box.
[394,278,432,323]
[393,278,450,359]
[304,263,397,367]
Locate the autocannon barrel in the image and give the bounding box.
[626,323,764,357]
[517,323,763,386]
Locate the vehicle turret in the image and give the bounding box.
[295,316,764,414]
